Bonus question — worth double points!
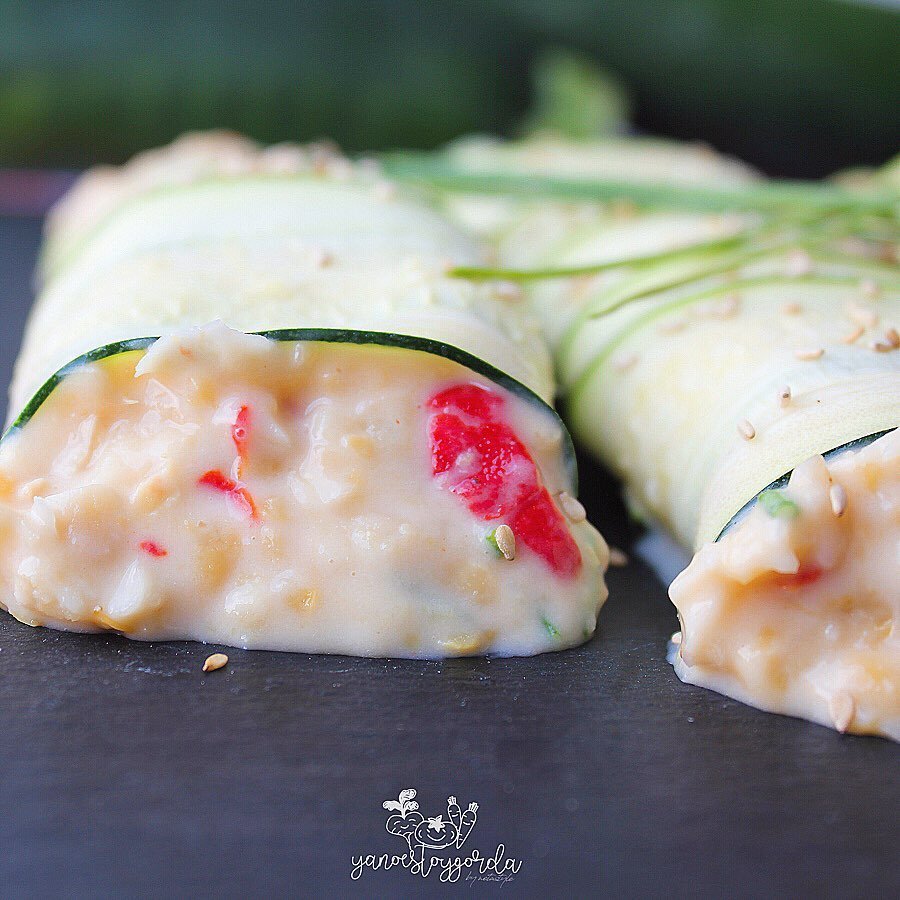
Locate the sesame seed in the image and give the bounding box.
[785,249,813,277]
[737,419,756,440]
[311,247,333,268]
[309,138,341,158]
[885,327,900,349]
[781,301,802,316]
[324,157,353,180]
[612,352,639,373]
[557,491,587,523]
[840,325,864,345]
[828,692,855,733]
[202,653,229,673]
[880,243,899,264]
[670,631,683,646]
[841,237,869,257]
[829,483,847,517]
[494,524,516,561]
[846,302,878,328]
[659,317,688,334]
[261,145,305,175]
[611,199,638,219]
[859,278,880,298]
[571,273,597,299]
[717,292,741,318]
[217,155,254,177]
[779,385,792,407]
[372,179,397,202]
[494,281,523,303]
[795,347,824,361]
[608,546,629,567]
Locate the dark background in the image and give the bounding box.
[1,0,898,177]
[0,2,898,896]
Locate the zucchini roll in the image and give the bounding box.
[0,133,609,657]
[429,136,900,738]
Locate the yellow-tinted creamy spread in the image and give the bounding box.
[670,429,899,739]
[0,324,608,656]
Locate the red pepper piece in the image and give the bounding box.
[511,492,582,580]
[199,469,259,521]
[430,383,503,420]
[430,415,538,519]
[232,405,251,457]
[139,540,168,558]
[427,383,581,578]
[769,564,823,590]
[231,404,251,478]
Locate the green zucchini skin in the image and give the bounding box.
[2,327,579,494]
[716,429,896,540]
[5,336,157,438]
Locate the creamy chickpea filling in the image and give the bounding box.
[669,429,899,740]
[0,324,608,657]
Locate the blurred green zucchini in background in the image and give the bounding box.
[0,0,897,175]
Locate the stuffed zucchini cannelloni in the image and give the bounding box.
[0,133,610,657]
[416,135,899,739]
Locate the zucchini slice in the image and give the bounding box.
[716,428,895,539]
[5,328,578,493]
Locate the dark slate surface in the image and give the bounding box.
[0,216,896,898]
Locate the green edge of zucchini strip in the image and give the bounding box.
[2,327,580,495]
[716,428,896,540]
